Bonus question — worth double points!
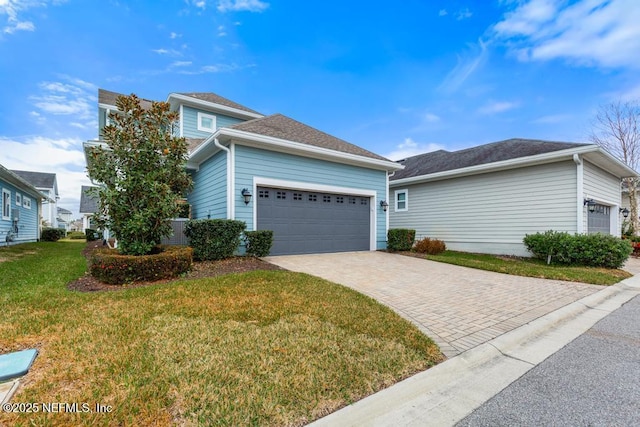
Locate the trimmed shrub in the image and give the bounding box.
[67,231,86,240]
[184,219,246,261]
[41,227,65,242]
[413,237,446,255]
[85,228,100,241]
[244,230,274,257]
[90,245,193,285]
[523,231,632,269]
[387,228,416,251]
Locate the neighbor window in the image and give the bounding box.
[395,189,408,212]
[23,196,31,209]
[16,192,22,206]
[197,112,216,132]
[2,189,10,219]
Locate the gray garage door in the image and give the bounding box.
[256,186,371,255]
[588,204,611,234]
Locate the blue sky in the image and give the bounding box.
[1,0,639,217]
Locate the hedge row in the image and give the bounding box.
[90,245,193,285]
[387,228,416,251]
[244,230,274,257]
[523,231,632,269]
[184,219,246,261]
[41,228,65,242]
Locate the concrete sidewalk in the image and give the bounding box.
[308,273,640,426]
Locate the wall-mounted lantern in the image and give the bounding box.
[380,200,389,212]
[241,188,252,205]
[583,198,596,213]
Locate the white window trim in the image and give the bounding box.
[23,196,31,209]
[197,112,217,133]
[395,189,408,212]
[2,188,10,220]
[16,192,22,206]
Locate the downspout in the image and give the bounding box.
[386,171,396,236]
[214,138,233,219]
[574,154,584,234]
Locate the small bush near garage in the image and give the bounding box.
[184,219,246,261]
[85,228,100,241]
[413,237,446,255]
[244,230,274,257]
[41,227,65,242]
[67,231,86,240]
[90,245,193,285]
[387,228,416,251]
[523,230,632,269]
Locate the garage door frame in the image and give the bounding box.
[252,176,377,251]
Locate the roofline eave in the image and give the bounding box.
[390,145,638,186]
[166,93,264,121]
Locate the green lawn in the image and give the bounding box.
[0,242,442,426]
[423,251,632,286]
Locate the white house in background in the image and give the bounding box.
[389,139,638,257]
[57,207,73,231]
[79,185,99,232]
[11,170,59,228]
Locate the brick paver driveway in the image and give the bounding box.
[264,251,603,358]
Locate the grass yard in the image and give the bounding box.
[423,251,632,286]
[0,242,443,426]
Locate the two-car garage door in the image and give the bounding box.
[256,186,371,255]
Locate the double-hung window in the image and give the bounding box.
[395,189,408,212]
[2,189,10,220]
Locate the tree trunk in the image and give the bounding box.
[626,177,639,235]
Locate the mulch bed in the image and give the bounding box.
[67,241,284,293]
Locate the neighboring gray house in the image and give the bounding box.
[57,207,73,231]
[79,185,99,232]
[11,170,59,228]
[86,89,403,255]
[389,139,638,256]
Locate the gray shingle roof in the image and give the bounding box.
[227,114,390,161]
[391,138,591,180]
[99,88,155,110]
[177,92,262,115]
[57,207,72,214]
[186,138,206,153]
[80,185,99,214]
[11,170,57,190]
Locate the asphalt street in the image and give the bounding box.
[457,294,640,427]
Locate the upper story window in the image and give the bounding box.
[395,189,408,212]
[2,189,10,220]
[23,197,31,209]
[16,192,22,206]
[197,112,217,133]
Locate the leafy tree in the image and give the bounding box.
[87,94,193,255]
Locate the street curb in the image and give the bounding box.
[309,275,640,426]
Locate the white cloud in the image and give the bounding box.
[456,8,473,20]
[30,79,96,120]
[439,9,448,17]
[493,0,640,69]
[531,113,573,124]
[217,0,269,13]
[478,100,519,115]
[0,135,91,217]
[384,138,445,161]
[0,0,65,36]
[170,60,192,67]
[438,39,488,93]
[176,62,255,75]
[424,113,441,123]
[169,32,181,39]
[217,24,226,36]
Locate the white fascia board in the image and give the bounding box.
[98,103,118,111]
[0,165,51,202]
[216,128,404,172]
[166,93,263,121]
[389,145,633,187]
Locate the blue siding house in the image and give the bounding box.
[0,164,49,244]
[88,89,402,255]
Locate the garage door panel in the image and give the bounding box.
[257,186,370,255]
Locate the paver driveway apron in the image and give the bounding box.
[264,251,601,358]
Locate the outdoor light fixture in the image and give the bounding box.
[583,198,597,213]
[380,200,389,212]
[620,207,630,218]
[241,188,252,205]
